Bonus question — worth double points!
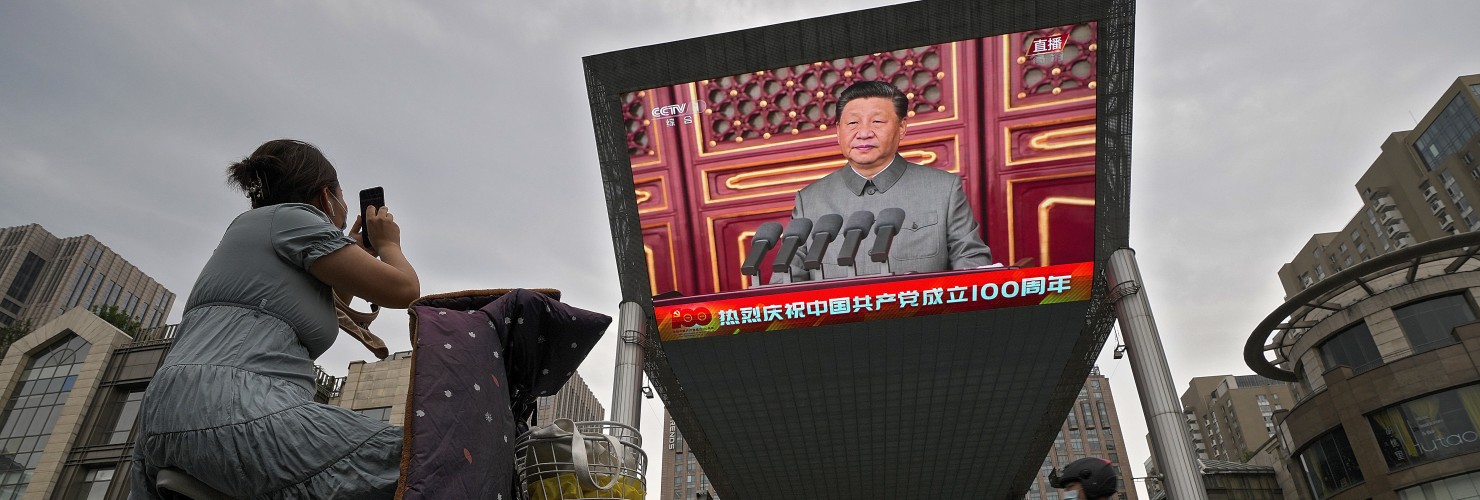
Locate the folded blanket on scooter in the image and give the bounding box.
[395,289,611,500]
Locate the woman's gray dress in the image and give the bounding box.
[130,203,401,499]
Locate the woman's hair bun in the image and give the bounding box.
[225,139,339,209]
[228,155,286,205]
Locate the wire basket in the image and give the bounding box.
[515,420,648,500]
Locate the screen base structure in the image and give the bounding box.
[661,301,1092,499]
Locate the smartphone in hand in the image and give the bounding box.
[359,187,384,251]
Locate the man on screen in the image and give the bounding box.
[774,80,992,283]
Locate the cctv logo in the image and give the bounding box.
[651,103,689,118]
[670,307,713,329]
[650,100,707,128]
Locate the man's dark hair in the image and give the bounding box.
[834,81,908,120]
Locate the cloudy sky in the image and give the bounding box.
[3,1,1478,498]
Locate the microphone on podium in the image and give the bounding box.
[803,214,844,272]
[740,222,784,278]
[835,211,876,275]
[868,208,906,273]
[770,218,814,276]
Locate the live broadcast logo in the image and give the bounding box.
[1027,33,1067,56]
[649,99,706,128]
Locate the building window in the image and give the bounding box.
[1414,94,1480,171]
[354,406,392,423]
[1298,427,1364,499]
[1320,321,1383,373]
[5,253,46,303]
[0,334,91,497]
[77,467,114,500]
[1393,294,1476,354]
[1400,469,1480,499]
[61,265,94,313]
[79,275,103,310]
[97,389,144,445]
[1368,383,1480,470]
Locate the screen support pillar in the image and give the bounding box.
[611,301,646,441]
[1106,248,1207,500]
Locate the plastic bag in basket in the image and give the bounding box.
[526,473,644,500]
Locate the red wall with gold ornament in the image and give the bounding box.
[625,23,1099,297]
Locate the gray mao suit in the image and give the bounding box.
[774,155,992,282]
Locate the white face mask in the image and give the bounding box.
[1063,491,1080,500]
[327,191,349,231]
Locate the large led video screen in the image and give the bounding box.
[624,25,1101,341]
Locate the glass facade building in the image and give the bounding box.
[0,335,89,499]
[0,304,340,499]
[0,224,174,333]
[1414,95,1480,171]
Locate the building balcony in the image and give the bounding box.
[1380,208,1403,225]
[1371,194,1397,211]
[1387,221,1411,238]
[314,366,342,403]
[123,323,179,347]
[1424,186,1440,200]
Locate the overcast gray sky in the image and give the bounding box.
[3,1,1478,498]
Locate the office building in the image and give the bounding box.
[1023,366,1138,500]
[329,351,414,425]
[329,354,604,427]
[1144,375,1294,499]
[1279,75,1480,297]
[660,409,718,500]
[1145,459,1283,500]
[534,371,604,424]
[1179,375,1294,463]
[0,310,336,499]
[0,224,174,332]
[1247,75,1480,498]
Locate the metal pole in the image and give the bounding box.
[611,301,646,435]
[1105,248,1207,500]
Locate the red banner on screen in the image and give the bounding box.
[657,262,1093,341]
